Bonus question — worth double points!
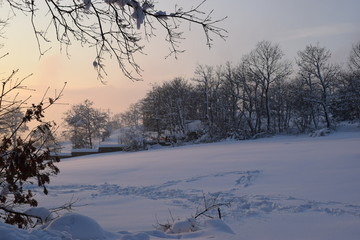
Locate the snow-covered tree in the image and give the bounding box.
[296,44,340,129]
[219,63,244,135]
[232,62,263,136]
[2,0,227,81]
[117,41,360,140]
[114,102,143,128]
[193,64,217,134]
[243,41,292,132]
[349,41,360,78]
[332,42,360,121]
[63,100,110,149]
[141,78,198,139]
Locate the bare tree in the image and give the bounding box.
[193,64,231,138]
[297,44,340,129]
[116,102,143,127]
[333,41,360,121]
[347,42,360,118]
[349,41,360,78]
[243,41,292,132]
[140,84,165,141]
[140,77,201,143]
[218,62,243,134]
[2,0,227,81]
[193,64,215,129]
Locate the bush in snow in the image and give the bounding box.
[0,52,65,228]
[156,194,231,234]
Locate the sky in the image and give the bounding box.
[1,0,360,127]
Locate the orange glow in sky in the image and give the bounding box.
[1,0,360,128]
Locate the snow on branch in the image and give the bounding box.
[3,0,227,81]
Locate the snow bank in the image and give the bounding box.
[0,220,73,240]
[45,213,107,240]
[204,219,235,234]
[0,213,109,240]
[0,214,235,240]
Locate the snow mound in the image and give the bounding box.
[46,213,106,240]
[25,207,54,223]
[0,221,30,240]
[167,218,198,233]
[204,219,235,234]
[0,221,73,240]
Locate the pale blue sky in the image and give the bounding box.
[1,0,360,125]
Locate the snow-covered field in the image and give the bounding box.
[1,124,360,239]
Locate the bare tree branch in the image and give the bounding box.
[3,0,227,81]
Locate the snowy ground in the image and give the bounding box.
[1,123,360,239]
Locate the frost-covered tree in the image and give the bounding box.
[126,41,360,139]
[347,42,360,119]
[194,64,244,139]
[63,100,110,149]
[114,103,143,128]
[332,42,360,121]
[193,64,218,133]
[140,84,165,140]
[160,78,196,135]
[219,63,245,135]
[141,78,200,141]
[243,41,292,132]
[2,0,226,80]
[296,44,340,129]
[232,61,263,136]
[349,41,360,78]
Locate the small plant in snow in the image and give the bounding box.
[155,194,231,234]
[193,193,232,220]
[155,210,199,234]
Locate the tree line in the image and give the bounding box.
[62,40,360,148]
[125,41,360,142]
